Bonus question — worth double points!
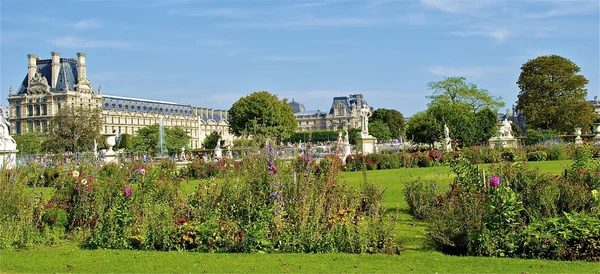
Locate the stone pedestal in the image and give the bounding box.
[443,137,452,151]
[355,133,377,155]
[104,134,118,165]
[214,146,222,160]
[593,124,600,145]
[575,127,583,145]
[0,142,18,170]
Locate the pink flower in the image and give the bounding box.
[124,188,132,197]
[489,176,500,187]
[579,169,585,174]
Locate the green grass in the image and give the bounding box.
[6,159,597,273]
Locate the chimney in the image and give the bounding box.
[27,54,38,84]
[77,52,87,79]
[51,52,61,88]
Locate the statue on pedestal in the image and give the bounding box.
[359,104,372,135]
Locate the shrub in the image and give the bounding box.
[404,180,438,220]
[507,213,600,261]
[527,150,548,161]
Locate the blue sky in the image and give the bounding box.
[1,0,598,117]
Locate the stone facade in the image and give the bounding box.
[7,52,233,150]
[290,94,369,131]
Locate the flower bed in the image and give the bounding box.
[1,148,398,254]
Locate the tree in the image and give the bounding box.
[13,131,44,155]
[115,133,133,150]
[405,111,440,145]
[405,77,501,147]
[517,55,595,133]
[228,91,297,144]
[371,108,405,139]
[368,120,392,142]
[44,106,102,153]
[202,131,224,149]
[427,77,505,112]
[131,124,191,155]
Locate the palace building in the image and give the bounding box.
[289,94,370,131]
[7,52,233,149]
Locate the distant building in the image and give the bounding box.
[289,94,371,131]
[7,52,233,150]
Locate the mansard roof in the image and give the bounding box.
[17,58,80,94]
[328,94,368,115]
[288,99,306,113]
[102,95,195,117]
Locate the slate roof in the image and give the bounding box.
[288,99,306,113]
[328,94,368,115]
[102,95,195,117]
[17,58,80,94]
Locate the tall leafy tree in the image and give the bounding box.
[369,120,392,142]
[131,124,190,155]
[202,131,224,149]
[44,106,102,153]
[13,131,44,155]
[371,108,405,139]
[427,77,505,112]
[228,91,297,144]
[405,111,440,145]
[517,55,595,133]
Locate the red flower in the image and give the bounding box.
[50,216,56,222]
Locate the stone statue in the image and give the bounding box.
[344,129,349,143]
[444,124,450,139]
[215,138,221,149]
[359,104,372,134]
[0,116,15,145]
[502,119,513,138]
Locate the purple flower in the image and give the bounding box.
[124,188,132,197]
[489,176,500,187]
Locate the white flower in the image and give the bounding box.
[71,171,80,178]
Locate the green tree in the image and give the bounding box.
[228,91,297,145]
[517,55,595,133]
[368,120,392,142]
[43,106,102,153]
[405,111,440,145]
[371,108,405,139]
[13,131,44,155]
[427,76,505,112]
[202,131,225,149]
[131,124,191,155]
[115,133,133,150]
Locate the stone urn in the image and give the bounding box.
[104,134,118,164]
[574,127,583,145]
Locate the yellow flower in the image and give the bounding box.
[71,170,80,178]
[592,189,599,200]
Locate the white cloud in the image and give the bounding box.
[518,1,599,19]
[426,66,502,77]
[71,19,103,30]
[261,54,332,61]
[419,0,498,14]
[198,39,231,46]
[50,37,132,49]
[290,2,328,8]
[232,17,377,29]
[450,28,513,41]
[168,8,251,18]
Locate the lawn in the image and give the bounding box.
[5,160,598,273]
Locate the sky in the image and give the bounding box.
[1,0,598,117]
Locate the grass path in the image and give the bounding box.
[5,160,598,273]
